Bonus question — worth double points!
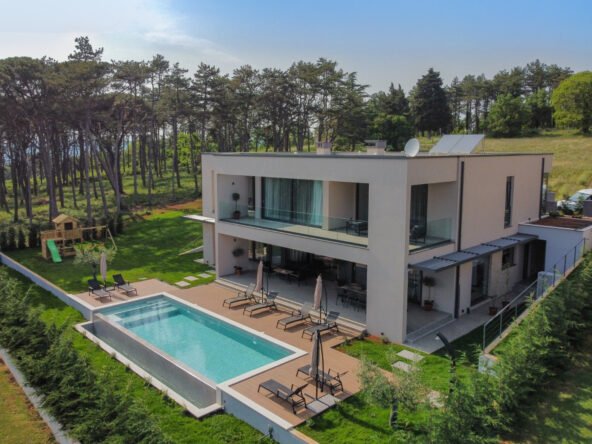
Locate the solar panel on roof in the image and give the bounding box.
[429,134,484,155]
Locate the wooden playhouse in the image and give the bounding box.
[41,214,106,261]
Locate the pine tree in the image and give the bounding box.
[410,68,452,135]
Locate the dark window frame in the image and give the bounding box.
[504,176,514,228]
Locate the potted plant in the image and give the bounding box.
[232,247,244,275]
[422,276,435,311]
[232,193,241,219]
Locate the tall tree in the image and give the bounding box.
[410,68,452,135]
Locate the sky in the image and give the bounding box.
[0,0,591,92]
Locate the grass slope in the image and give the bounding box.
[0,359,54,444]
[7,207,213,293]
[2,267,268,444]
[507,334,592,443]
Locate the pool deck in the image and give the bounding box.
[75,279,363,426]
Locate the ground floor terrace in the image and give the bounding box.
[75,279,363,427]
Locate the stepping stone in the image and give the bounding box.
[397,349,424,362]
[206,270,216,275]
[306,394,339,414]
[198,272,211,278]
[194,258,205,264]
[392,361,413,373]
[428,390,443,408]
[175,281,190,288]
[184,276,198,282]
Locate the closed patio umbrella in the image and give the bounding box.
[310,330,325,398]
[313,274,323,319]
[255,260,264,294]
[99,251,108,286]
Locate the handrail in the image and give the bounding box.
[482,238,588,350]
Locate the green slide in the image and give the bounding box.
[46,240,62,263]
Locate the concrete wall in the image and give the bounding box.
[0,253,94,319]
[327,181,357,229]
[460,155,551,249]
[519,223,592,273]
[487,245,525,297]
[202,223,215,266]
[216,234,254,276]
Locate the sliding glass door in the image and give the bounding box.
[262,178,323,227]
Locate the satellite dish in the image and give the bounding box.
[404,138,420,157]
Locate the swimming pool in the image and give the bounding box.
[96,295,294,383]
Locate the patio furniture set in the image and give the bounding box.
[87,274,137,301]
[336,283,366,311]
[224,282,346,414]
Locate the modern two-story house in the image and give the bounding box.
[196,141,552,343]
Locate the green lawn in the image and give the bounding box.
[7,208,213,293]
[0,359,54,444]
[1,267,269,444]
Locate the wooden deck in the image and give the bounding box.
[75,279,363,426]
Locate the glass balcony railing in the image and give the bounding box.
[409,217,453,251]
[218,201,368,247]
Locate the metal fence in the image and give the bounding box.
[482,238,587,350]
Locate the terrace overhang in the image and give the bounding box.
[409,233,538,273]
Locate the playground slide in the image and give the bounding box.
[46,240,62,263]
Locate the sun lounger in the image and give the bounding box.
[223,283,256,308]
[88,279,112,300]
[296,364,344,395]
[257,379,308,413]
[113,274,137,295]
[276,302,313,330]
[301,311,340,340]
[243,293,277,317]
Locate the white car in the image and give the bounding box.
[558,189,592,213]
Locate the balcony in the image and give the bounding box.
[409,217,453,252]
[219,201,368,247]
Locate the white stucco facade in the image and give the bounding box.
[199,150,552,343]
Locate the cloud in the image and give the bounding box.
[0,0,241,67]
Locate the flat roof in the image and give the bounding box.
[202,152,551,160]
[528,216,592,230]
[410,233,538,272]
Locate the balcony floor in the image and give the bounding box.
[222,216,368,247]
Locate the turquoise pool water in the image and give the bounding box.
[98,295,293,383]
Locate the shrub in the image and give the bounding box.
[28,224,40,248]
[17,228,27,249]
[116,213,124,234]
[6,226,16,250]
[0,231,7,250]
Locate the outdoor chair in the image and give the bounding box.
[88,279,112,300]
[257,379,308,413]
[112,274,137,295]
[296,364,344,395]
[243,292,278,317]
[276,302,313,330]
[223,283,256,308]
[302,311,340,340]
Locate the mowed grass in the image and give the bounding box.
[6,205,213,294]
[1,267,268,444]
[0,359,54,444]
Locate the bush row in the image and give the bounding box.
[0,213,125,252]
[0,269,169,443]
[429,254,592,443]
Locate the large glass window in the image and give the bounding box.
[505,176,514,228]
[356,183,369,221]
[262,178,323,227]
[410,185,428,243]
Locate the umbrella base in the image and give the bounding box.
[306,394,338,414]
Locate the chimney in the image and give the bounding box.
[316,141,333,155]
[365,140,387,155]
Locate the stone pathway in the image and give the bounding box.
[392,361,413,373]
[184,276,198,282]
[397,349,424,362]
[174,281,190,288]
[198,272,211,278]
